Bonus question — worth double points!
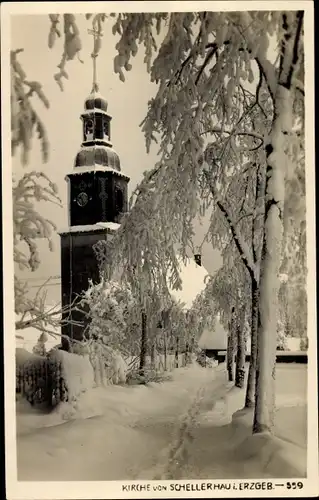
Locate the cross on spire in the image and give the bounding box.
[88,27,103,94]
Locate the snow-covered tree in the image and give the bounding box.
[15,12,305,433]
[280,150,307,341]
[11,49,49,165]
[11,47,76,341]
[13,171,59,276]
[159,297,188,368]
[106,11,304,434]
[81,279,138,354]
[12,166,65,338]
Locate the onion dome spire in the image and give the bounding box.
[73,26,123,172]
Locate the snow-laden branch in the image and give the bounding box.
[204,170,257,280]
[11,50,50,165]
[203,128,263,142]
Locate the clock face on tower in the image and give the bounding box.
[77,191,89,207]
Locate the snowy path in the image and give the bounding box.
[17,364,307,481]
[138,376,230,481]
[17,365,230,481]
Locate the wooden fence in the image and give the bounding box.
[16,356,68,407]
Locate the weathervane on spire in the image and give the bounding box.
[88,26,103,94]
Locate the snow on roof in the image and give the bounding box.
[59,222,120,235]
[65,164,129,179]
[169,257,209,310]
[81,108,109,116]
[198,319,228,350]
[286,337,301,351]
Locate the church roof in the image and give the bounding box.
[84,89,108,113]
[75,145,121,171]
[59,222,120,235]
[65,164,129,180]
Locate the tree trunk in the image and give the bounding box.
[227,309,236,382]
[139,311,147,377]
[175,336,179,368]
[162,310,170,371]
[190,336,195,356]
[150,341,156,370]
[253,85,291,434]
[227,333,234,381]
[235,309,246,388]
[184,341,189,366]
[163,332,168,371]
[245,277,259,407]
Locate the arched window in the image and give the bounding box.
[103,119,110,141]
[84,119,94,141]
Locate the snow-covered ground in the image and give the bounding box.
[16,363,307,481]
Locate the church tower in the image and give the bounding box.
[59,34,130,350]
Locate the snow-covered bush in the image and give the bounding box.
[126,367,172,386]
[48,349,95,401]
[196,350,215,368]
[86,340,127,386]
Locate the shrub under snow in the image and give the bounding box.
[87,341,127,386]
[49,349,95,401]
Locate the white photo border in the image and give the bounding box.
[1,2,317,499]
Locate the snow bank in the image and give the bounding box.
[17,364,218,431]
[49,350,95,401]
[108,352,127,384]
[230,407,307,478]
[193,364,307,479]
[16,348,44,368]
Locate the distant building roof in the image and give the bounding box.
[198,318,228,350]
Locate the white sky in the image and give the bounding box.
[12,14,222,303]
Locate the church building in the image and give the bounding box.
[58,39,216,354]
[59,77,130,349]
